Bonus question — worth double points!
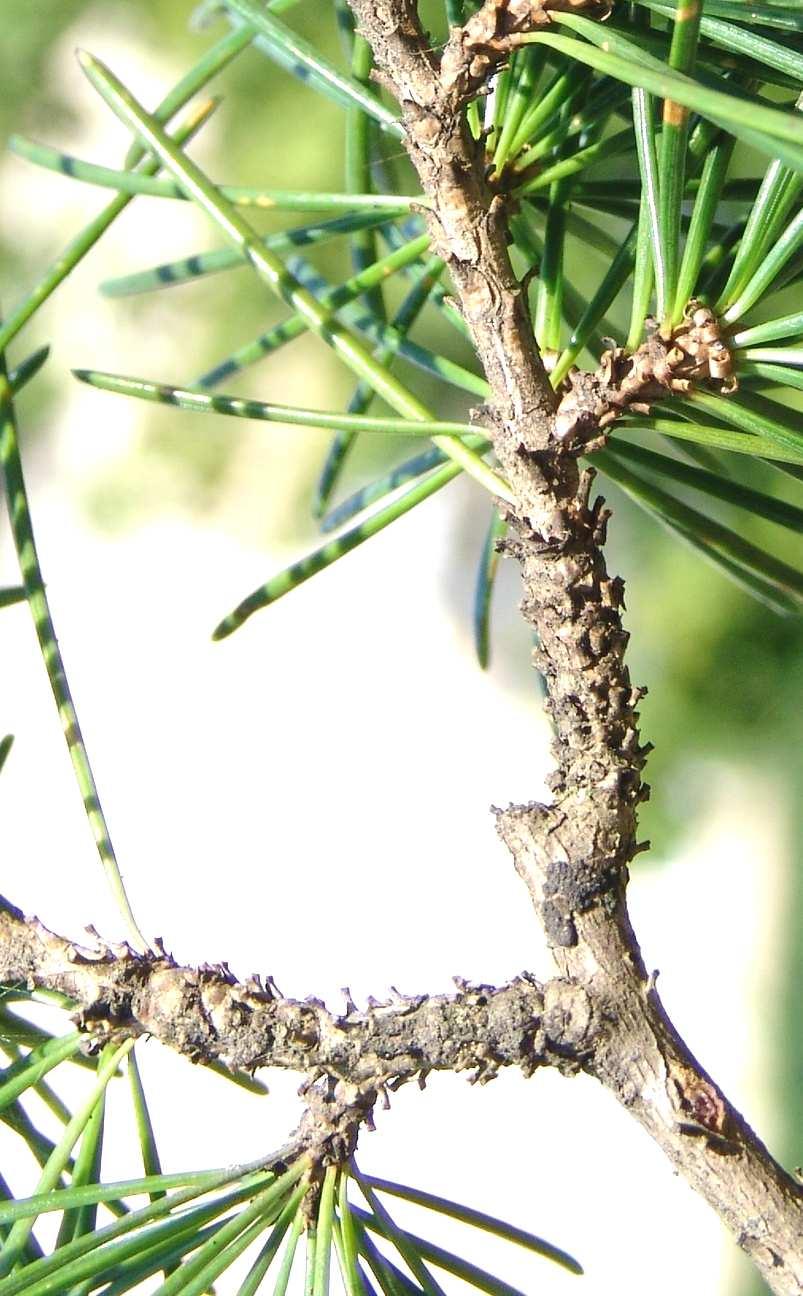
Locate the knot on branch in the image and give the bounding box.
[553,303,737,450]
[440,0,605,101]
[295,1076,377,1177]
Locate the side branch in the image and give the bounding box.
[2,896,801,1290]
[0,897,569,1083]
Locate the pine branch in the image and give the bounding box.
[1,4,801,1292]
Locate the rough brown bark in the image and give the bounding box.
[0,898,552,1083]
[341,2,802,1291]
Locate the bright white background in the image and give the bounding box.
[0,9,793,1294]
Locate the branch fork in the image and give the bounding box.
[554,303,738,448]
[441,0,607,101]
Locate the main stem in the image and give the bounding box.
[346,3,802,1291]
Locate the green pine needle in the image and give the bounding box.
[613,418,803,465]
[596,448,803,612]
[732,310,803,349]
[313,256,448,518]
[0,360,148,951]
[212,458,463,639]
[221,0,403,138]
[360,1176,583,1276]
[474,511,509,669]
[321,440,487,533]
[99,211,402,297]
[73,368,477,440]
[610,440,803,533]
[272,1210,304,1296]
[0,586,26,611]
[0,1033,83,1116]
[0,1040,134,1279]
[9,136,424,213]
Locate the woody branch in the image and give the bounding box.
[338,1,801,1291]
[0,2,800,1291]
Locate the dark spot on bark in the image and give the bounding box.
[542,857,622,947]
[542,898,577,947]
